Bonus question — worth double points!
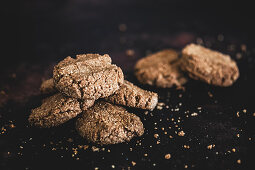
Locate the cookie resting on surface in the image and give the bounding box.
[76,101,144,145]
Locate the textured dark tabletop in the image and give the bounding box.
[1,0,255,169]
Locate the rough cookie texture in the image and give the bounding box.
[29,93,94,128]
[40,78,57,94]
[76,101,144,145]
[181,44,239,86]
[105,80,158,110]
[134,49,187,88]
[53,54,124,100]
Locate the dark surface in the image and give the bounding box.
[1,0,255,169]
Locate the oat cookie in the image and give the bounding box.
[105,80,158,110]
[28,93,94,128]
[134,49,187,88]
[181,44,239,86]
[53,54,124,100]
[40,78,57,95]
[76,101,144,145]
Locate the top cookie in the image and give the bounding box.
[134,49,187,88]
[53,54,124,100]
[181,44,239,86]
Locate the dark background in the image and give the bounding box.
[1,0,255,169]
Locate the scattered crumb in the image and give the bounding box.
[237,159,241,164]
[118,24,127,32]
[236,53,242,60]
[208,91,213,97]
[241,44,247,52]
[191,112,198,117]
[184,165,188,168]
[111,165,115,168]
[183,145,190,149]
[236,112,240,117]
[126,49,135,57]
[217,34,224,41]
[207,144,215,150]
[243,109,247,113]
[67,138,73,143]
[165,154,171,159]
[131,161,136,166]
[232,148,236,152]
[144,153,148,157]
[92,146,100,152]
[178,131,185,136]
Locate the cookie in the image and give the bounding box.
[134,49,187,88]
[53,54,124,100]
[76,101,144,145]
[181,44,239,86]
[40,78,57,95]
[105,80,158,110]
[28,93,94,128]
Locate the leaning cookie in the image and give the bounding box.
[134,49,187,88]
[28,93,94,128]
[105,80,158,110]
[76,101,144,145]
[181,44,239,86]
[53,54,124,100]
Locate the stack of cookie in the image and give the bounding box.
[135,43,239,88]
[29,54,158,145]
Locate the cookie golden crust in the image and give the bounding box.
[76,101,144,145]
[53,54,124,100]
[181,44,239,86]
[28,93,95,128]
[105,80,158,110]
[134,49,187,88]
[40,78,57,95]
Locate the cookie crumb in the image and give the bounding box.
[232,148,236,152]
[164,154,171,159]
[191,112,198,116]
[126,49,135,56]
[207,144,215,150]
[237,159,241,164]
[131,161,136,166]
[178,131,185,136]
[119,24,127,32]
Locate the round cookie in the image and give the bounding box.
[134,49,187,88]
[53,54,124,100]
[181,44,239,86]
[76,101,144,145]
[28,93,94,128]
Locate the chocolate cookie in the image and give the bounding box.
[105,80,158,110]
[76,101,144,145]
[53,54,124,100]
[40,78,57,95]
[181,44,239,86]
[28,93,94,128]
[134,49,187,88]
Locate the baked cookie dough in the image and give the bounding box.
[76,101,144,145]
[105,80,158,110]
[28,93,94,128]
[40,78,56,95]
[181,44,239,86]
[134,49,187,88]
[53,54,124,100]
